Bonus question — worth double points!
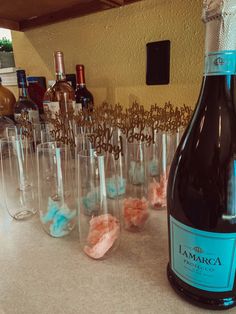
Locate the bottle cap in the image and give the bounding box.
[202,0,236,51]
[76,64,84,71]
[76,64,85,85]
[202,0,236,22]
[54,51,65,75]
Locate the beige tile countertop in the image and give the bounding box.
[0,204,235,314]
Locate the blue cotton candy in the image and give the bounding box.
[50,223,69,237]
[148,159,159,176]
[53,211,68,228]
[82,190,99,214]
[106,180,117,198]
[129,161,144,185]
[41,198,59,224]
[118,177,126,195]
[106,176,126,198]
[41,197,76,237]
[50,208,76,237]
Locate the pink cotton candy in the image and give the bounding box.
[123,197,149,229]
[84,214,120,259]
[148,174,167,209]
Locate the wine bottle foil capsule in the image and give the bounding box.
[54,51,65,76]
[202,0,236,52]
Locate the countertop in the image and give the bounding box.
[0,203,235,314]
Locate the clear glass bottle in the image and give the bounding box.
[43,51,75,116]
[75,64,94,112]
[14,70,40,124]
[167,0,236,309]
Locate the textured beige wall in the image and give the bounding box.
[11,0,204,108]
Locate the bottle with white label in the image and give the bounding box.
[43,51,75,117]
[167,0,236,310]
[14,69,40,124]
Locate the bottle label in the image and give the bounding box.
[170,215,236,292]
[28,110,39,123]
[43,101,76,115]
[204,51,236,76]
[43,101,60,116]
[14,110,39,124]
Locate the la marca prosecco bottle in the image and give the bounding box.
[167,0,236,310]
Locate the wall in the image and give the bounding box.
[11,0,204,108]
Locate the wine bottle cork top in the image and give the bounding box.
[202,0,236,22]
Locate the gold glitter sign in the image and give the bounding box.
[18,101,193,159]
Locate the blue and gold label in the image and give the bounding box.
[204,51,236,75]
[170,216,236,292]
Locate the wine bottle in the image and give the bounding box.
[75,64,94,112]
[0,76,16,120]
[43,51,75,117]
[27,76,46,120]
[14,70,40,124]
[167,0,236,309]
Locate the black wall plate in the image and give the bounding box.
[146,40,170,85]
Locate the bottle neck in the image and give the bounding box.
[204,14,236,76]
[17,74,29,99]
[76,66,86,86]
[56,72,66,81]
[18,84,29,98]
[204,6,236,54]
[54,52,66,81]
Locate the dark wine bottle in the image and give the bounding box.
[14,69,40,124]
[75,64,94,112]
[167,0,236,310]
[27,76,46,120]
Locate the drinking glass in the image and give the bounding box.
[147,131,177,210]
[5,125,18,138]
[0,137,37,220]
[124,140,149,232]
[75,133,95,153]
[78,150,121,260]
[106,127,127,199]
[37,142,77,237]
[0,117,15,137]
[25,122,54,146]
